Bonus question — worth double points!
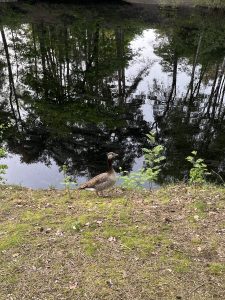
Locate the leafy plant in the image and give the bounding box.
[186,151,210,184]
[0,125,8,184]
[0,148,8,184]
[61,164,77,198]
[120,132,166,190]
[142,132,166,188]
[119,168,146,190]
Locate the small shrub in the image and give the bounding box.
[61,164,77,198]
[142,132,166,188]
[119,169,146,190]
[0,125,8,184]
[186,151,210,184]
[120,132,165,190]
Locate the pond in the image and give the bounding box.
[0,1,225,188]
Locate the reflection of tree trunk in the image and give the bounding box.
[32,24,39,98]
[38,24,48,99]
[82,25,99,93]
[218,81,225,119]
[168,53,178,102]
[11,29,19,80]
[126,66,149,97]
[218,75,225,102]
[1,28,22,121]
[93,24,99,94]
[116,28,125,102]
[215,59,225,119]
[162,53,178,117]
[206,63,219,116]
[214,57,225,100]
[39,25,46,74]
[185,32,203,102]
[193,64,207,96]
[64,26,70,97]
[9,85,18,129]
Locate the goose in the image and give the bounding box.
[78,152,118,196]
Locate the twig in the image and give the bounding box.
[187,282,206,297]
[211,169,225,184]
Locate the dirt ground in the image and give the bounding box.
[0,184,225,299]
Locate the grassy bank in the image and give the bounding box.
[126,0,225,8]
[0,184,225,299]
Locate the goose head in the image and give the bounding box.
[107,152,118,160]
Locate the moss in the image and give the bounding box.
[156,189,171,204]
[192,200,207,218]
[21,210,50,223]
[0,223,31,251]
[172,253,191,273]
[63,215,89,231]
[191,237,202,244]
[160,251,191,273]
[208,263,225,275]
[121,236,155,254]
[81,231,100,256]
[119,210,132,224]
[102,223,140,238]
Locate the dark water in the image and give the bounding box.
[0,1,225,188]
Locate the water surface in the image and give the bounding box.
[0,1,225,188]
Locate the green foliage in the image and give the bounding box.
[0,125,8,184]
[208,263,225,275]
[186,151,210,184]
[61,164,77,198]
[142,133,166,186]
[120,132,165,190]
[119,168,147,190]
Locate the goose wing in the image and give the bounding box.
[79,172,108,189]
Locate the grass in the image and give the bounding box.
[0,184,225,299]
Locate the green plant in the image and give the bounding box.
[142,132,166,188]
[120,132,165,190]
[119,168,146,190]
[0,125,8,184]
[61,164,77,198]
[186,151,210,184]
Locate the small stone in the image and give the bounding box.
[106,279,113,287]
[164,217,172,223]
[45,228,52,233]
[69,282,78,289]
[96,220,103,225]
[193,215,199,221]
[122,271,127,278]
[55,230,64,237]
[108,236,116,242]
[12,253,19,258]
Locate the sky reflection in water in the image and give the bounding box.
[0,3,225,188]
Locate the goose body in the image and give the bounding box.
[79,152,118,196]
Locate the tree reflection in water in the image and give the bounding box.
[0,2,224,186]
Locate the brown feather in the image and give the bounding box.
[78,172,109,190]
